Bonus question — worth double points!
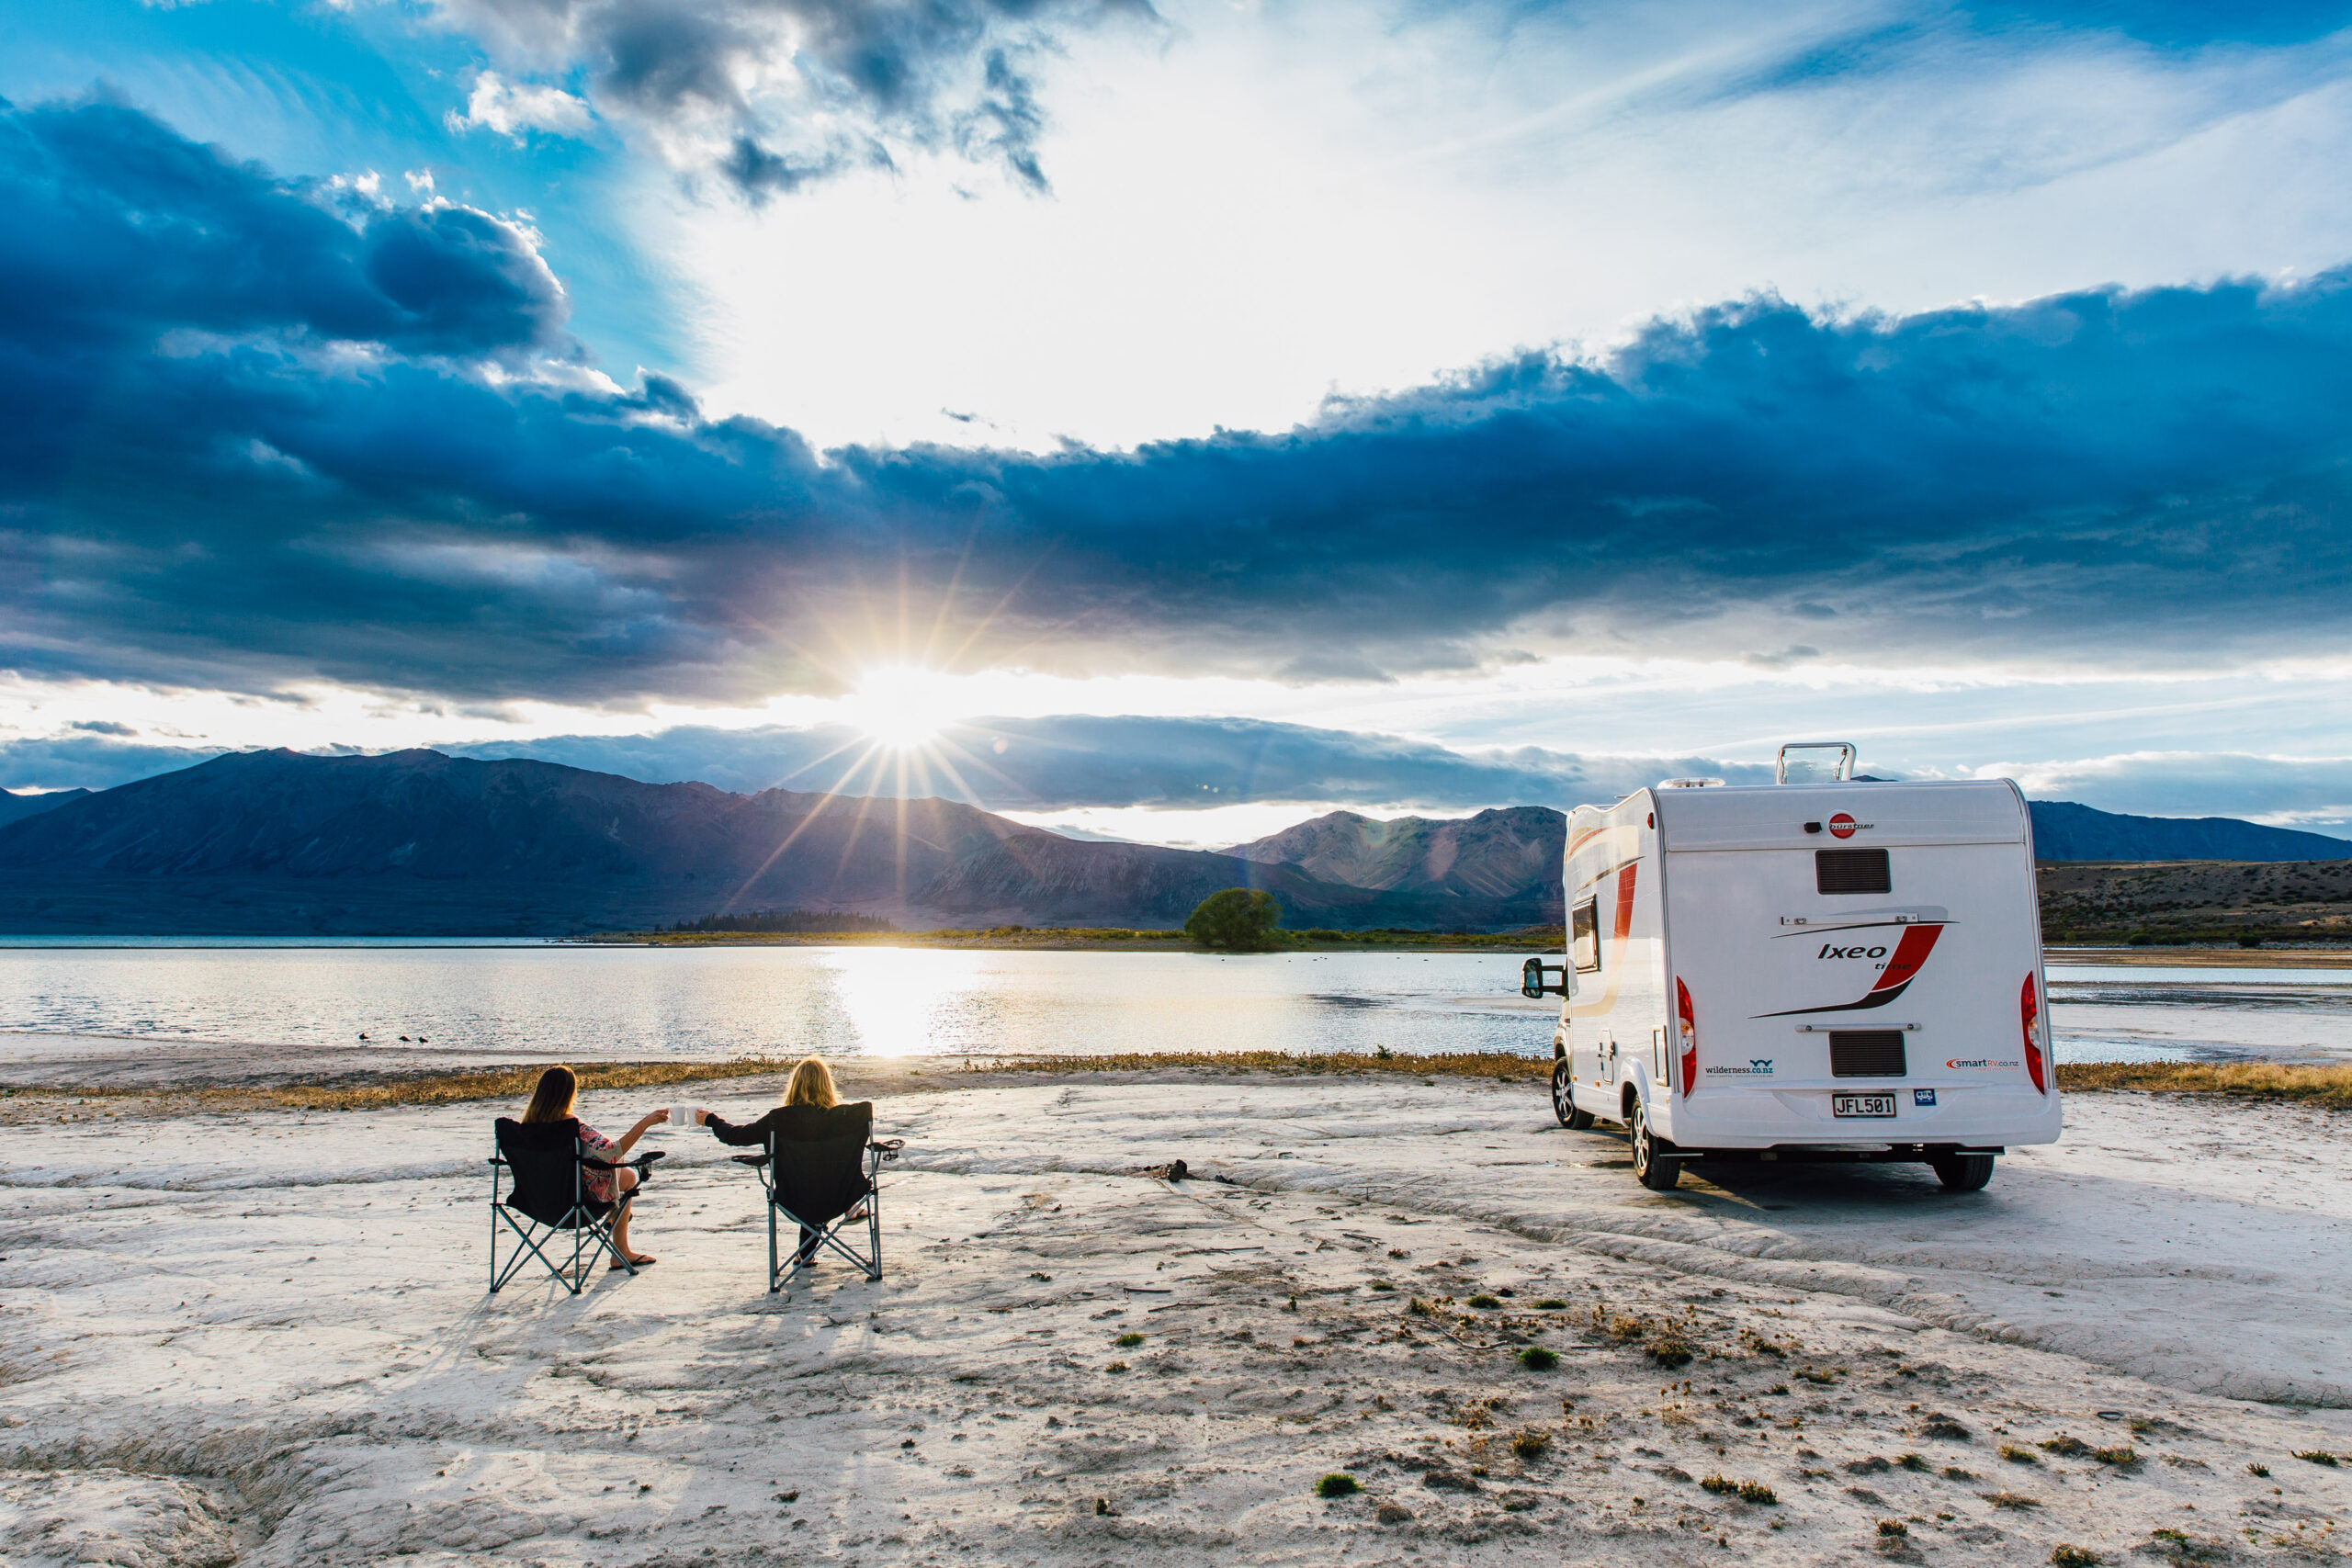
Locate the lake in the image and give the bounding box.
[0,942,2346,1067]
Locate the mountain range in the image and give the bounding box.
[0,750,2338,935]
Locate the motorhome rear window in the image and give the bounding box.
[1815,848,1891,895]
[1829,1031,1907,1077]
[1570,897,1601,974]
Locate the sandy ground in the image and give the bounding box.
[4,1071,2349,1568]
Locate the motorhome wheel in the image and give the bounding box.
[1550,1058,1595,1130]
[1630,1099,1680,1190]
[1931,1153,1995,1192]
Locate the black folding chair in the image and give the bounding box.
[729,1101,904,1292]
[488,1116,665,1295]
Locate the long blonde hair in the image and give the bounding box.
[522,1065,578,1123]
[784,1056,839,1108]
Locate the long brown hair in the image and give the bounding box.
[784,1056,838,1108]
[522,1065,579,1123]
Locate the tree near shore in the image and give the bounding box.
[1185,887,1283,951]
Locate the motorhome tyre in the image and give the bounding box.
[1931,1153,1995,1192]
[1551,1058,1595,1130]
[1630,1099,1681,1191]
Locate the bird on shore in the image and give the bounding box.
[358,1032,369,1041]
[400,1035,411,1042]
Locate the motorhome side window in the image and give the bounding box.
[1816,848,1892,895]
[1570,897,1602,973]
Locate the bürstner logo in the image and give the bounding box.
[1945,1057,2022,1071]
[1706,1059,1775,1077]
[1827,812,1873,839]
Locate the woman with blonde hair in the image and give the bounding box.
[703,1055,869,1261]
[519,1065,668,1269]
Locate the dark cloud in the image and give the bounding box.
[10,100,2352,704]
[440,0,1151,194]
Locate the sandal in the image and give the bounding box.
[610,1254,658,1271]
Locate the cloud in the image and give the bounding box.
[12,99,2352,705]
[446,714,1773,809]
[431,0,1154,195]
[1984,750,2352,834]
[449,72,597,141]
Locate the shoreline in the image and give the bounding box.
[6,1049,2347,1118]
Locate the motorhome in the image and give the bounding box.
[1522,743,2061,1191]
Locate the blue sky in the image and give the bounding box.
[6,0,2352,843]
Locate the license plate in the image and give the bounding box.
[1832,1093,1897,1118]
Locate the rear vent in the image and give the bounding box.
[1815,848,1891,895]
[1829,1030,1907,1077]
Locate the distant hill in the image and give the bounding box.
[1226,807,1564,921]
[0,750,1492,936]
[0,787,89,828]
[2028,800,2351,863]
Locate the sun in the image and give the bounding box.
[842,664,966,750]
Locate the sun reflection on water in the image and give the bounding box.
[818,946,989,1056]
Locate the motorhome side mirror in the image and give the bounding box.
[1521,957,1570,999]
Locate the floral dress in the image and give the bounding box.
[576,1122,620,1202]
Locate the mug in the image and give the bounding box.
[670,1103,699,1127]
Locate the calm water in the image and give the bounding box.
[0,943,2345,1065]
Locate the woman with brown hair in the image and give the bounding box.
[520,1065,669,1269]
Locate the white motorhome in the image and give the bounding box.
[1522,743,2061,1191]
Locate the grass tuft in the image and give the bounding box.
[1897,1453,1929,1472]
[2091,1446,2139,1467]
[1517,1346,1559,1371]
[1533,1298,1568,1310]
[1877,1519,1907,1538]
[2050,1547,2101,1567]
[2039,1435,2090,1457]
[1982,1491,2042,1510]
[1466,1294,1502,1309]
[1113,1333,1143,1348]
[1104,1360,1128,1374]
[2000,1444,2040,1464]
[1316,1473,1360,1498]
[2292,1450,2340,1466]
[1510,1428,1552,1459]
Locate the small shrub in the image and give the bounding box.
[2000,1445,2040,1464]
[1700,1474,1736,1495]
[1406,1297,1436,1317]
[1518,1346,1560,1371]
[1534,1298,1567,1309]
[2246,1462,2270,1478]
[1510,1428,1552,1459]
[2091,1446,2138,1467]
[2292,1449,2340,1466]
[1316,1473,1360,1498]
[1369,1280,1396,1292]
[1941,1466,1975,1481]
[1467,1294,1503,1309]
[2050,1548,2101,1567]
[1878,1519,1908,1538]
[1736,1480,1778,1505]
[1604,1313,1647,1343]
[1982,1491,2042,1510]
[1113,1332,1143,1348]
[2039,1435,2090,1457]
[1104,1360,1128,1374]
[1797,1366,1840,1384]
[1645,1331,1694,1368]
[1920,1416,1971,1439]
[1768,1382,1790,1395]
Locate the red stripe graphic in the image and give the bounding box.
[1869,924,1941,993]
[1613,863,1637,942]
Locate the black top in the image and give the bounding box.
[706,1101,875,1146]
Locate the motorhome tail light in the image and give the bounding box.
[1676,978,1698,1098]
[2019,973,2048,1095]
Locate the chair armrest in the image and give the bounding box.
[488,1156,508,1167]
[730,1154,772,1168]
[582,1148,669,1172]
[869,1138,905,1162]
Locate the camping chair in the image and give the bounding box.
[729,1101,904,1292]
[488,1117,666,1295]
